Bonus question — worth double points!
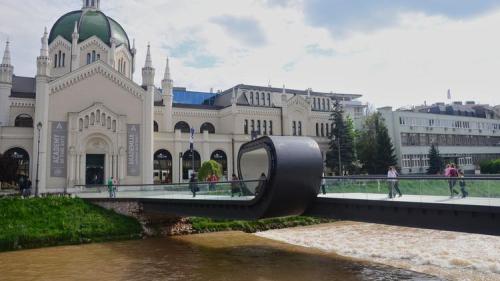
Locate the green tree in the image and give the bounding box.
[356,112,397,174]
[0,154,19,189]
[198,160,222,181]
[326,100,355,175]
[427,144,444,175]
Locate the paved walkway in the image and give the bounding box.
[319,193,500,207]
[77,190,254,201]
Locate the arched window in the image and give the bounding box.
[250,92,254,104]
[54,54,58,68]
[96,54,100,61]
[327,99,330,110]
[244,119,248,135]
[62,53,65,67]
[200,122,215,134]
[261,93,265,105]
[154,121,159,132]
[267,93,271,106]
[92,51,96,62]
[123,61,126,74]
[86,0,90,7]
[91,0,95,6]
[321,123,325,137]
[269,121,273,135]
[251,120,255,132]
[325,123,329,137]
[263,120,267,135]
[154,149,172,184]
[174,121,190,133]
[316,123,319,136]
[211,150,228,176]
[58,50,62,67]
[292,121,297,136]
[87,53,91,64]
[183,150,201,180]
[256,93,260,105]
[257,120,261,134]
[14,114,33,128]
[4,148,30,181]
[298,121,302,136]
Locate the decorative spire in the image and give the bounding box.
[73,21,78,34]
[2,39,11,65]
[282,84,286,94]
[82,0,100,10]
[40,27,49,57]
[145,43,152,68]
[163,57,171,80]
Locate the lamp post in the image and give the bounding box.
[35,122,42,197]
[179,152,183,183]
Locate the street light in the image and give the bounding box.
[35,122,42,197]
[179,152,183,183]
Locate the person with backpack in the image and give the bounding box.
[189,173,199,198]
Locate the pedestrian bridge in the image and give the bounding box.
[306,176,500,235]
[75,136,323,220]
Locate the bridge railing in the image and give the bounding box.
[72,179,265,201]
[321,176,500,207]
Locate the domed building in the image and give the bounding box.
[0,0,364,193]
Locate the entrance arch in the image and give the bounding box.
[154,149,172,183]
[4,147,30,181]
[182,150,201,180]
[211,150,228,178]
[84,135,112,185]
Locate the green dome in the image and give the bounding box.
[49,10,130,49]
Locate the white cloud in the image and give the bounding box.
[0,0,499,108]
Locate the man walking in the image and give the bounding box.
[107,176,116,198]
[448,164,460,198]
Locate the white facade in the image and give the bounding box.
[379,105,500,174]
[0,1,365,192]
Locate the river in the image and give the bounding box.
[0,231,439,281]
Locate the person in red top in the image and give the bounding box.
[448,164,460,198]
[207,172,218,191]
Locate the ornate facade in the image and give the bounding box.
[0,1,365,192]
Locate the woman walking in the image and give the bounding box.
[231,174,242,197]
[387,166,401,198]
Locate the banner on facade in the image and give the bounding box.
[50,121,68,178]
[127,124,141,176]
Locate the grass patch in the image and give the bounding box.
[0,197,142,252]
[189,216,333,234]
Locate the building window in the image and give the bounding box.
[87,53,91,64]
[200,122,216,134]
[267,93,271,106]
[251,120,255,132]
[257,120,261,134]
[58,50,62,67]
[92,51,96,62]
[263,120,267,135]
[321,123,324,137]
[292,121,297,136]
[269,121,273,135]
[244,120,248,135]
[325,123,329,137]
[250,92,254,104]
[316,123,319,136]
[298,121,302,136]
[54,54,58,68]
[261,93,265,105]
[154,121,159,132]
[14,114,33,128]
[174,121,190,133]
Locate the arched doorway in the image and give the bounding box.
[200,122,215,134]
[211,150,228,178]
[154,149,172,184]
[182,150,201,180]
[84,136,111,185]
[14,114,33,128]
[4,148,30,181]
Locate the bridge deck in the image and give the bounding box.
[320,193,500,207]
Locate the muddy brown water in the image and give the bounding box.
[0,232,441,281]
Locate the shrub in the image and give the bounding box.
[198,160,222,181]
[480,159,500,174]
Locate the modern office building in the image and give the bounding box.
[0,0,365,193]
[379,102,500,174]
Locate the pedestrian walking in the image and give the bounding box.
[458,170,469,198]
[207,172,218,192]
[255,173,267,196]
[448,164,460,198]
[320,174,327,195]
[387,166,401,198]
[189,173,199,198]
[107,176,116,198]
[231,174,242,197]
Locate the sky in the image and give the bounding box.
[1,0,500,108]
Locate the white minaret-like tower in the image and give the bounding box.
[33,28,52,194]
[0,40,14,126]
[70,22,80,71]
[141,43,155,184]
[82,0,100,10]
[161,58,173,132]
